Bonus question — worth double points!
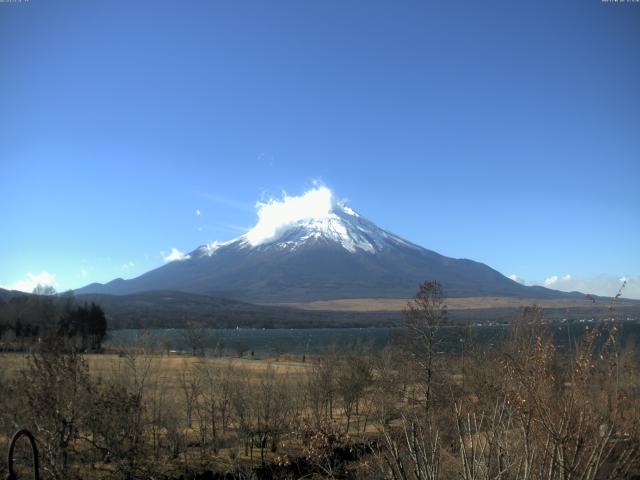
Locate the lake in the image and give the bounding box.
[105,319,640,357]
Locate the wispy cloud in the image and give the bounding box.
[198,222,250,234]
[1,271,60,293]
[257,152,275,167]
[223,223,250,233]
[195,192,253,212]
[163,248,191,263]
[122,262,135,270]
[195,209,202,216]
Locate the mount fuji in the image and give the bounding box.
[76,187,575,302]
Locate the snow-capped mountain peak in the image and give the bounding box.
[242,208,376,253]
[194,187,415,256]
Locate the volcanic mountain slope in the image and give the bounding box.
[76,188,580,302]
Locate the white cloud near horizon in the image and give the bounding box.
[542,274,638,299]
[544,274,573,288]
[0,271,60,293]
[509,273,639,299]
[163,248,190,263]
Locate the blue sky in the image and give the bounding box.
[1,0,639,297]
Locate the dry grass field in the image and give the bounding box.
[1,352,311,375]
[271,296,635,311]
[1,352,307,377]
[0,351,332,478]
[1,305,639,479]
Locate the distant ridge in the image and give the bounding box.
[2,287,638,331]
[0,288,29,303]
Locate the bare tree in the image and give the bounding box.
[181,321,211,356]
[377,412,441,480]
[19,339,92,480]
[253,366,293,463]
[306,346,340,427]
[403,281,447,416]
[84,382,147,480]
[336,352,372,434]
[179,360,201,429]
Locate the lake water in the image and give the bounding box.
[106,327,398,356]
[105,320,640,356]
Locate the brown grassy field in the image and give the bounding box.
[2,314,639,480]
[0,351,323,478]
[269,296,636,312]
[0,351,312,385]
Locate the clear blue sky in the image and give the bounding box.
[1,0,639,297]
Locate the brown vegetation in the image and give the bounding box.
[1,283,639,479]
[272,296,639,312]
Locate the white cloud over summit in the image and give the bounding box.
[245,186,338,246]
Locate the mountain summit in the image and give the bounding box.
[195,189,421,258]
[76,187,573,302]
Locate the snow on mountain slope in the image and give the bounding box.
[193,186,418,256]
